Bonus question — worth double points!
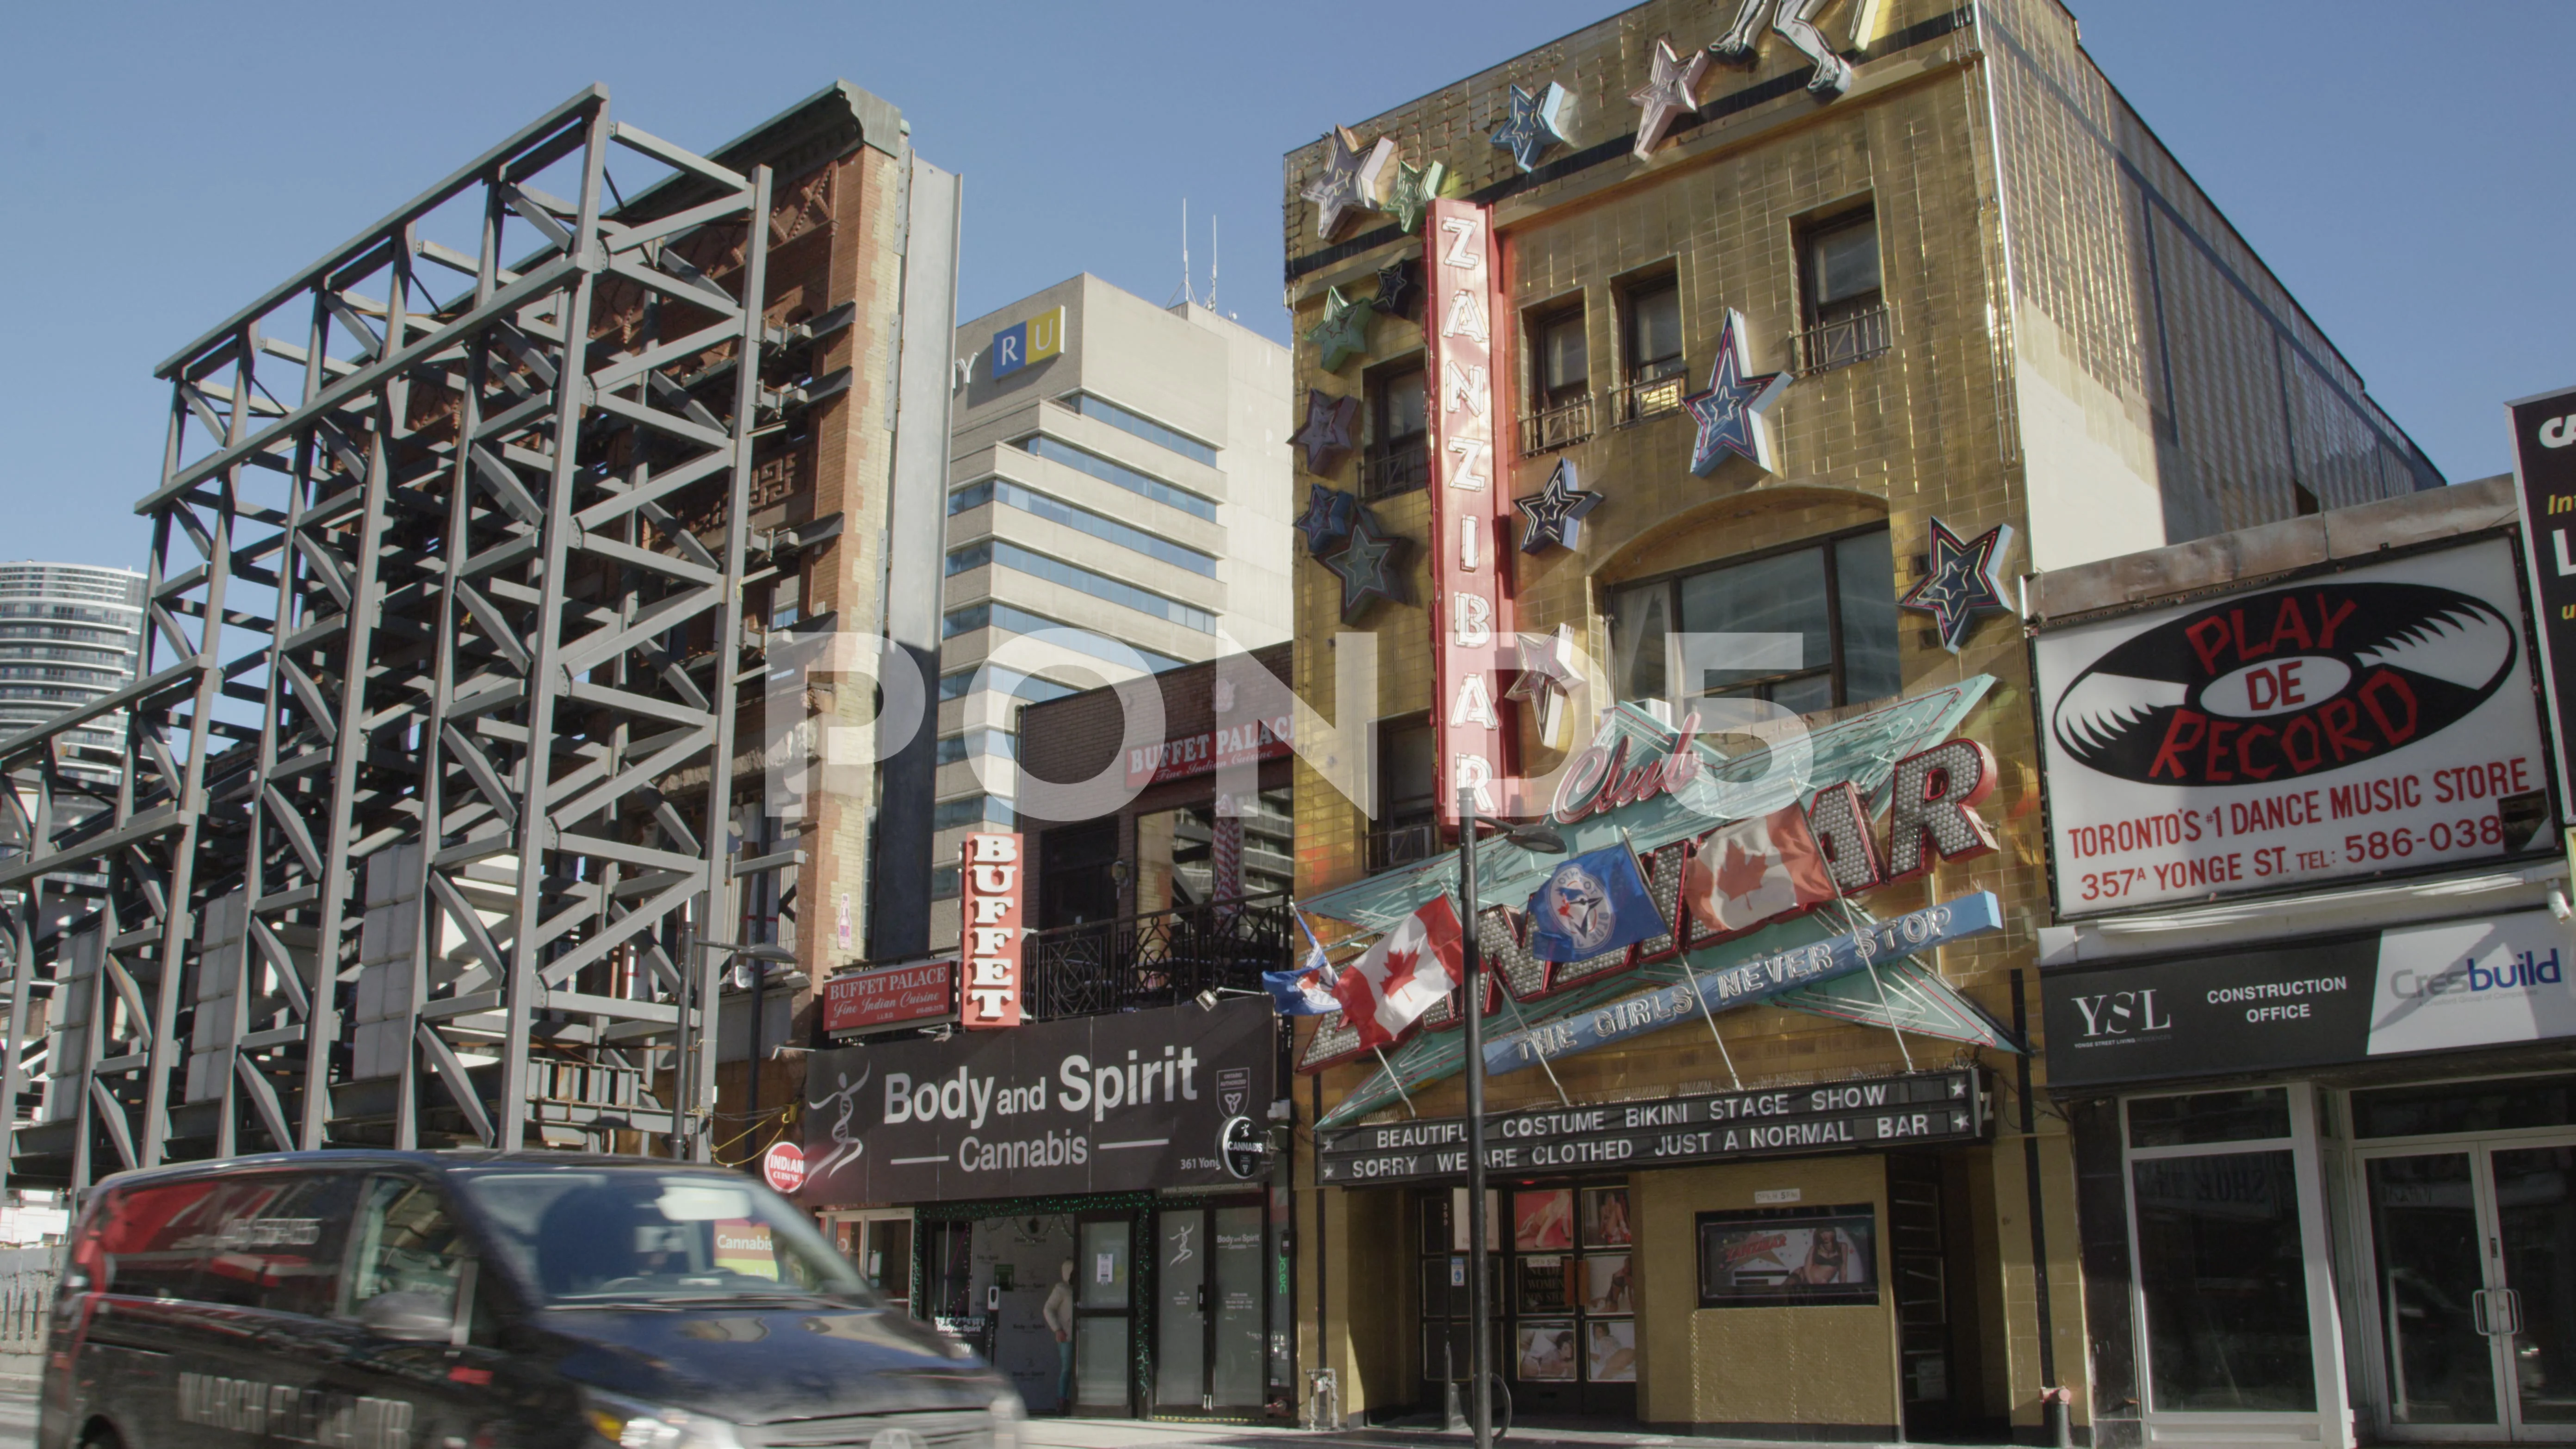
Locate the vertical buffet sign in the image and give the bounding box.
[2508,382,2576,824]
[1424,198,1515,829]
[959,831,1026,1028]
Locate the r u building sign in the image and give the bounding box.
[991,305,1065,380]
[2034,537,2556,916]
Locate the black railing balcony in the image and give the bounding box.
[1518,395,1595,456]
[1359,440,1429,500]
[1364,820,1442,875]
[1610,361,1690,426]
[1022,891,1295,1022]
[1792,303,1893,374]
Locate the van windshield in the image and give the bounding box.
[451,1169,872,1306]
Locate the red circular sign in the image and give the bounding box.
[761,1141,806,1195]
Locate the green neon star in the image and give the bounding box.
[1305,287,1376,373]
[1382,158,1447,235]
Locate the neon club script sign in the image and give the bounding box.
[1425,198,1514,826]
[1296,699,2007,1077]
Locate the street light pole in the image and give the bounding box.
[1457,786,1493,1449]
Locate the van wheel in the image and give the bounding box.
[80,1424,125,1449]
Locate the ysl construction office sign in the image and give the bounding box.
[2035,538,2553,916]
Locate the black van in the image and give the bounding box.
[40,1150,1019,1449]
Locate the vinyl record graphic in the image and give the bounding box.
[2051,582,2518,787]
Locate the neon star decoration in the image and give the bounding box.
[1898,518,2017,653]
[1491,82,1572,173]
[1504,623,1581,749]
[1628,37,1709,159]
[1291,390,1360,473]
[1294,483,1359,558]
[1514,457,1602,554]
[1381,159,1447,235]
[1300,126,1398,240]
[1374,256,1422,320]
[1324,510,1411,620]
[1306,287,1376,372]
[1681,309,1792,477]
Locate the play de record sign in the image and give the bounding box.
[2034,538,2555,918]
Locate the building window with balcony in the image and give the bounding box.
[1367,713,1441,873]
[1616,274,1688,424]
[1362,362,1429,500]
[1608,526,1901,718]
[1521,303,1593,455]
[1795,205,1891,372]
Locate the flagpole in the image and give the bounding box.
[1371,1046,1419,1118]
[1632,826,1744,1091]
[1457,786,1495,1449]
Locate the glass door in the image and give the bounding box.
[1152,1199,1269,1416]
[1072,1214,1133,1416]
[2359,1138,2576,1441]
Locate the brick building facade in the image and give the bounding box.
[1277,0,2437,1440]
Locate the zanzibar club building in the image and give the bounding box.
[1276,0,2440,1441]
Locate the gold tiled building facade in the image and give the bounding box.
[1280,0,2435,1440]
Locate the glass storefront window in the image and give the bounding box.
[2352,1074,2576,1139]
[2132,1150,2317,1412]
[2127,1089,2292,1148]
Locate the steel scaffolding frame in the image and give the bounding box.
[0,87,785,1190]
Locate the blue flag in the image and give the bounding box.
[1265,966,1340,1015]
[1525,845,1667,963]
[1267,903,1342,1015]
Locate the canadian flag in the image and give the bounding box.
[1684,804,1839,936]
[1329,895,1467,1051]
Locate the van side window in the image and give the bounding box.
[88,1175,351,1314]
[189,1174,354,1316]
[87,1181,215,1300]
[347,1177,475,1325]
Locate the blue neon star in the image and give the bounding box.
[1492,83,1572,173]
[1681,308,1792,476]
[1897,517,2016,653]
[1295,483,1358,557]
[1514,458,1602,553]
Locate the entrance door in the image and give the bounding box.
[1153,1200,1267,1416]
[1072,1214,1135,1415]
[2361,1137,2576,1440]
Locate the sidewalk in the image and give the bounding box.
[1016,1417,2004,1449]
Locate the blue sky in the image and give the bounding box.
[2,1,2565,571]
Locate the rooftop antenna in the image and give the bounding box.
[1208,214,1220,314]
[1170,198,1198,308]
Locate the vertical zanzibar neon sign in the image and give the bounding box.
[1424,198,1514,828]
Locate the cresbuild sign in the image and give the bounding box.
[2035,538,2555,917]
[2507,381,2576,819]
[1317,1070,1985,1185]
[1422,198,1514,826]
[799,997,1274,1203]
[960,832,1025,1028]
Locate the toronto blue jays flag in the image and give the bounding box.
[1525,844,1668,963]
[1265,966,1340,1015]
[1267,903,1342,1015]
